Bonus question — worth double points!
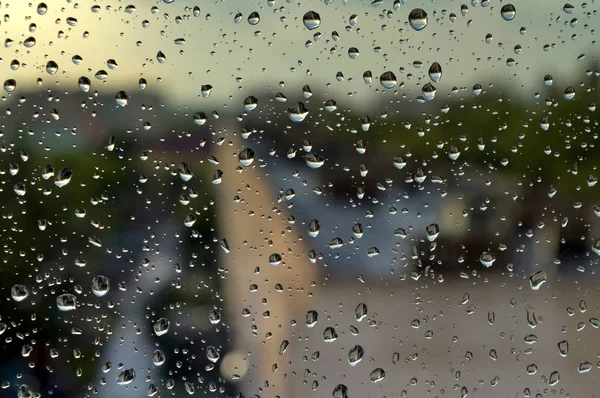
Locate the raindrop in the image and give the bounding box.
[426,223,439,241]
[78,76,91,92]
[333,384,348,398]
[238,148,255,167]
[529,271,547,290]
[115,91,129,107]
[557,340,569,357]
[37,3,48,15]
[56,293,77,311]
[303,11,321,30]
[153,318,170,336]
[408,8,428,31]
[564,86,575,100]
[305,153,325,169]
[117,368,136,385]
[54,168,73,187]
[248,11,260,25]
[243,96,258,111]
[201,84,213,98]
[348,47,359,59]
[4,79,16,92]
[480,252,496,267]
[206,346,220,363]
[288,102,309,122]
[348,345,364,366]
[500,4,516,21]
[11,285,29,302]
[370,368,385,383]
[91,275,110,297]
[324,327,338,342]
[428,62,442,82]
[355,302,367,321]
[175,163,193,182]
[422,83,436,100]
[46,61,58,75]
[208,308,222,324]
[152,349,166,366]
[306,310,318,327]
[380,71,397,89]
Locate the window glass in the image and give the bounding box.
[1,1,598,397]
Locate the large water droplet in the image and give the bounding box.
[91,275,110,297]
[288,102,309,122]
[428,62,442,82]
[529,271,547,290]
[348,345,364,366]
[238,148,255,167]
[117,368,136,385]
[153,318,170,336]
[56,293,77,311]
[54,168,73,187]
[500,4,516,21]
[408,8,428,30]
[11,285,29,302]
[303,11,321,30]
[380,71,397,89]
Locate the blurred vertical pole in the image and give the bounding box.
[213,133,317,398]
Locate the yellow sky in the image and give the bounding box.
[2,0,592,110]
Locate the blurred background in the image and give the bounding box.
[1,0,599,397]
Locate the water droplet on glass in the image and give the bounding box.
[370,368,385,383]
[178,162,193,181]
[56,293,77,311]
[348,345,364,366]
[4,79,16,92]
[115,91,129,107]
[117,368,136,385]
[91,275,110,297]
[206,346,220,363]
[303,11,321,30]
[269,253,282,266]
[479,252,496,267]
[46,60,58,75]
[201,84,213,98]
[564,86,575,100]
[355,302,367,321]
[426,223,440,241]
[500,4,516,21]
[238,148,255,167]
[549,370,560,386]
[248,11,260,25]
[37,2,48,15]
[288,102,309,122]
[428,62,442,82]
[558,340,569,357]
[306,310,318,327]
[324,326,338,342]
[380,71,397,89]
[422,83,436,100]
[78,76,91,92]
[243,96,258,111]
[409,8,428,31]
[208,308,222,324]
[305,153,325,169]
[333,384,348,398]
[529,271,547,290]
[153,318,170,336]
[54,168,73,187]
[11,285,29,302]
[152,349,165,366]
